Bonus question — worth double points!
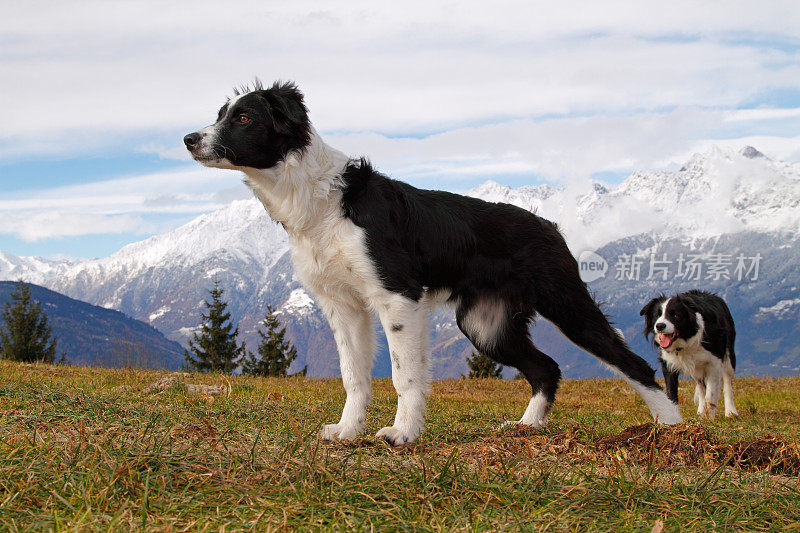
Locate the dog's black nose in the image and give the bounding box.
[655,322,666,332]
[184,132,201,148]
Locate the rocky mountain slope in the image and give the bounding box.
[0,281,185,368]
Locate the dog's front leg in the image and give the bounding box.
[375,296,431,445]
[694,378,708,417]
[318,298,375,441]
[703,367,722,420]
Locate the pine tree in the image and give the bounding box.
[0,281,57,363]
[466,350,502,379]
[183,280,245,373]
[241,305,299,377]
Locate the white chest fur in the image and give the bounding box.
[659,311,712,380]
[241,132,384,307]
[288,218,383,305]
[660,343,718,381]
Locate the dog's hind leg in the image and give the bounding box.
[317,296,375,441]
[537,280,683,425]
[456,298,561,428]
[375,295,431,445]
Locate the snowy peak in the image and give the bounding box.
[277,288,315,317]
[465,145,800,252]
[41,198,291,299]
[740,145,766,159]
[467,179,558,213]
[0,251,78,285]
[610,145,800,232]
[99,198,288,270]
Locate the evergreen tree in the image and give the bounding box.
[466,350,502,378]
[0,281,57,363]
[241,305,298,377]
[184,280,245,373]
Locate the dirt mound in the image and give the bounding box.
[728,436,800,476]
[596,423,800,476]
[597,423,717,468]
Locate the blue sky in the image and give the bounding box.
[1,1,799,259]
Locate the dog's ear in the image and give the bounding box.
[258,81,309,136]
[640,297,661,341]
[639,298,658,317]
[677,293,700,312]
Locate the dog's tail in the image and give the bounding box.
[536,269,683,425]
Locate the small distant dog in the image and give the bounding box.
[184,80,681,445]
[640,290,738,419]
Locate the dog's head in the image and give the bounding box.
[640,293,701,351]
[184,80,311,170]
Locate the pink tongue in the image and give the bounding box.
[659,334,673,348]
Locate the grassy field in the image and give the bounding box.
[0,360,798,532]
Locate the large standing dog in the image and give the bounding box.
[640,290,738,419]
[184,80,682,444]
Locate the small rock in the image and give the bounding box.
[145,376,186,393]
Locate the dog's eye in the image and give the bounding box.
[236,114,250,124]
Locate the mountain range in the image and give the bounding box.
[0,281,185,368]
[2,145,798,377]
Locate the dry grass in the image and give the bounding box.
[1,361,799,531]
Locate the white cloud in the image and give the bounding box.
[1,1,799,157]
[725,109,800,122]
[0,212,154,242]
[2,0,799,252]
[0,166,240,211]
[0,166,252,240]
[662,135,800,168]
[2,108,798,244]
[325,107,800,185]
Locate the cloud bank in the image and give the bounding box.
[1,1,799,253]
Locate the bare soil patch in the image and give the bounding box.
[596,423,800,476]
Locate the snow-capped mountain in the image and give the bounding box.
[41,198,296,368]
[0,251,75,285]
[470,146,800,254]
[3,145,799,377]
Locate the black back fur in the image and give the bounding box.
[341,160,662,400]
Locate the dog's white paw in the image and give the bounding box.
[376,426,417,446]
[655,406,684,425]
[725,408,739,418]
[319,423,361,441]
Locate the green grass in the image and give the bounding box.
[0,360,798,531]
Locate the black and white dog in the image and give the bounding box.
[184,80,682,444]
[640,290,738,419]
